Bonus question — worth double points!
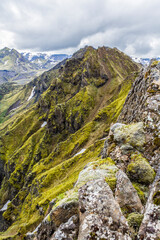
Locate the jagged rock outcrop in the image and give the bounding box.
[78,179,131,240]
[118,63,160,171]
[101,61,160,239]
[138,167,160,240]
[51,215,79,240]
[26,201,79,240]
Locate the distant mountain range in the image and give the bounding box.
[0,47,69,85]
[132,57,160,66]
[22,52,70,70]
[1,46,160,86]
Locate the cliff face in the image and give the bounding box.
[0,46,143,239]
[23,60,159,240]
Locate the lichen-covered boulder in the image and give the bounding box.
[75,158,118,191]
[115,170,143,213]
[113,122,145,150]
[78,179,132,240]
[127,154,155,185]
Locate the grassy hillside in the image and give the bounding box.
[0,46,140,239]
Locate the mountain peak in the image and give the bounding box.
[2,47,10,51]
[71,45,95,59]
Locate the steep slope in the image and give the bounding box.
[0,46,140,239]
[0,62,61,124]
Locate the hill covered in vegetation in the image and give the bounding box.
[0,46,143,239]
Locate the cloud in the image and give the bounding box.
[0,0,160,56]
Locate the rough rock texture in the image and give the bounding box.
[26,201,79,240]
[2,52,160,240]
[113,122,145,151]
[117,63,160,239]
[118,65,160,171]
[78,179,131,240]
[115,170,143,213]
[51,215,79,240]
[75,159,118,190]
[138,167,160,240]
[24,63,160,240]
[101,62,160,239]
[101,122,147,172]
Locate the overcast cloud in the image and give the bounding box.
[0,0,160,57]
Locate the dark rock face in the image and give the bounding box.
[0,159,5,188]
[1,47,155,239]
[6,100,21,115]
[36,221,56,240]
[0,211,9,232]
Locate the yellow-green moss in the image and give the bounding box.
[132,182,149,204]
[127,153,155,185]
[127,212,143,231]
[105,176,117,191]
[107,142,116,155]
[153,191,160,205]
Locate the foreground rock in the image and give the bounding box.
[51,215,79,240]
[26,201,79,240]
[115,170,143,213]
[138,167,160,240]
[78,179,131,240]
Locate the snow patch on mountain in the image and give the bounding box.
[0,200,11,212]
[41,122,47,128]
[73,149,86,157]
[28,86,36,101]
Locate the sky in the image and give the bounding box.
[0,0,160,57]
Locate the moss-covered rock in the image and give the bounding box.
[75,157,117,190]
[127,154,155,185]
[113,122,145,150]
[127,212,143,231]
